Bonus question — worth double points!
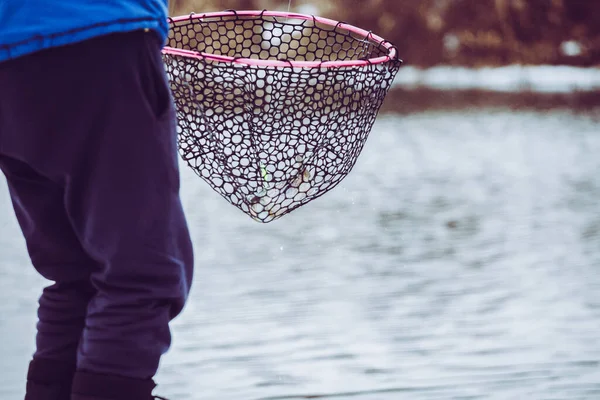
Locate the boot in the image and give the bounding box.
[25,358,76,400]
[70,370,165,400]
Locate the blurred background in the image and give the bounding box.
[2,1,600,400]
[170,0,600,67]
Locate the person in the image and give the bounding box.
[0,1,194,399]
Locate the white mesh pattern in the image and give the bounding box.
[163,12,402,222]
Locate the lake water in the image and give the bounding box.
[1,90,599,400]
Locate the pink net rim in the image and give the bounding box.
[162,10,399,69]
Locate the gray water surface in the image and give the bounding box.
[1,105,599,400]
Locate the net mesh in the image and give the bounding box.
[163,11,402,223]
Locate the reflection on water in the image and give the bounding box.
[1,93,599,400]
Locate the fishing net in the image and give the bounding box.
[162,10,402,223]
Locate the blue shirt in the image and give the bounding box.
[0,0,169,63]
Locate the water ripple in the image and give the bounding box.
[1,107,600,399]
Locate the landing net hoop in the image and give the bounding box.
[162,10,403,223]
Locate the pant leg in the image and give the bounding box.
[0,155,97,361]
[0,29,194,390]
[0,155,97,400]
[61,32,195,380]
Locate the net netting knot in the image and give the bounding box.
[162,11,402,223]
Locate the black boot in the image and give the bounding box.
[70,370,163,400]
[25,358,76,400]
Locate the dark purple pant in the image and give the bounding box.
[0,31,194,399]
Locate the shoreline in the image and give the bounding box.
[393,65,600,94]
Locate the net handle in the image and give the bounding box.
[163,10,401,69]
